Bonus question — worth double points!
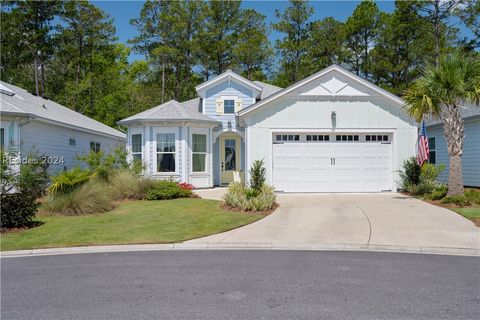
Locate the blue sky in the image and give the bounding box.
[93,0,473,63]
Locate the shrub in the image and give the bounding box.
[441,195,470,207]
[17,150,50,199]
[400,157,421,188]
[43,179,114,215]
[427,184,448,200]
[223,182,276,212]
[245,187,260,199]
[249,159,266,191]
[406,180,436,196]
[250,185,276,211]
[0,149,49,228]
[465,189,480,205]
[145,180,192,200]
[420,163,445,183]
[109,170,150,200]
[77,147,129,182]
[49,167,91,194]
[178,182,194,191]
[1,194,38,228]
[223,184,252,211]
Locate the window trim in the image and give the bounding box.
[155,128,179,175]
[131,133,143,161]
[428,136,436,164]
[223,99,235,114]
[68,138,76,146]
[0,128,5,150]
[191,133,207,173]
[90,141,101,153]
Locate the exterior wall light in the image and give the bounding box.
[227,121,232,129]
[331,111,336,121]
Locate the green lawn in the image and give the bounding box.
[451,207,480,220]
[1,198,264,251]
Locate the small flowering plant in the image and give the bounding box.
[178,182,194,190]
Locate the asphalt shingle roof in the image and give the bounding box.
[118,99,218,124]
[425,103,480,126]
[0,81,125,139]
[253,81,283,99]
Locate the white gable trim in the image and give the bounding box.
[195,70,263,96]
[238,65,405,117]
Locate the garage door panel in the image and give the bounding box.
[272,135,392,192]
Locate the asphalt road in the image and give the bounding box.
[1,251,479,320]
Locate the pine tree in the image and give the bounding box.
[307,17,346,73]
[369,1,433,94]
[272,0,313,86]
[344,0,380,79]
[233,9,273,80]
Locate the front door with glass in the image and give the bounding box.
[220,135,240,185]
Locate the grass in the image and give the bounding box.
[451,207,480,220]
[1,198,264,251]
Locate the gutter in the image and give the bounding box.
[1,111,126,140]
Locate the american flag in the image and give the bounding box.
[417,120,430,166]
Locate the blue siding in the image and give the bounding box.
[427,117,480,187]
[204,80,256,129]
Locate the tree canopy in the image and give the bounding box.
[1,0,477,128]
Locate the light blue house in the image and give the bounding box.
[0,81,125,174]
[118,70,281,188]
[426,105,480,187]
[119,65,418,192]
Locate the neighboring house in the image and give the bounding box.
[119,65,418,192]
[425,105,480,187]
[0,81,126,173]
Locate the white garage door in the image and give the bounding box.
[272,133,393,192]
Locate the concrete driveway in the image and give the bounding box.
[191,190,480,252]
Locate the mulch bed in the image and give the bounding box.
[403,192,480,227]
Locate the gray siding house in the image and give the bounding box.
[426,105,480,187]
[0,81,126,173]
[119,65,419,192]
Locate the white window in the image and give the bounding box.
[192,134,207,172]
[90,141,101,153]
[131,134,142,161]
[156,133,176,173]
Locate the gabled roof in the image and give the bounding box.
[0,81,125,139]
[253,81,283,99]
[118,99,219,125]
[195,69,263,96]
[238,64,405,117]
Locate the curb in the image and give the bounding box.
[1,243,479,258]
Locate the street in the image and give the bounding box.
[1,250,479,319]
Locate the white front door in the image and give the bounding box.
[272,133,393,192]
[220,135,240,185]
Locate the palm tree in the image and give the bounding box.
[403,53,480,196]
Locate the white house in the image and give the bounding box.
[0,81,126,173]
[119,65,418,192]
[426,105,480,187]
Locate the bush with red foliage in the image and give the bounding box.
[178,182,194,190]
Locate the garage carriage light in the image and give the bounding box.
[331,111,336,120]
